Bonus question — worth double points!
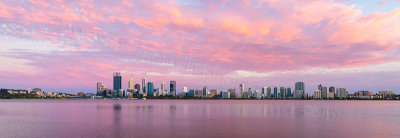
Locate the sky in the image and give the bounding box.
[0,0,400,94]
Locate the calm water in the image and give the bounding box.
[0,100,399,138]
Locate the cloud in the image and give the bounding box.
[0,0,399,92]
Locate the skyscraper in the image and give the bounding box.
[142,76,147,94]
[147,82,154,97]
[295,82,305,91]
[203,86,208,96]
[295,82,305,99]
[170,81,176,96]
[134,84,140,92]
[321,86,328,99]
[274,87,278,98]
[286,87,291,98]
[128,75,134,90]
[113,72,122,91]
[280,87,286,99]
[239,83,245,94]
[97,82,103,96]
[329,86,335,93]
[336,88,348,99]
[161,82,166,95]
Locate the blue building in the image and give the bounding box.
[147,82,154,97]
[113,72,122,91]
[274,87,278,98]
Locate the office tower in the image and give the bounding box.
[97,82,103,96]
[161,82,166,95]
[210,89,219,97]
[379,90,395,99]
[336,88,348,99]
[134,84,140,92]
[295,82,305,91]
[147,82,154,97]
[329,86,335,93]
[203,86,208,96]
[262,87,268,98]
[266,87,271,98]
[248,88,252,97]
[274,87,278,98]
[318,84,322,92]
[113,72,122,90]
[295,82,305,98]
[280,87,286,99]
[286,87,291,98]
[239,83,245,94]
[142,76,147,94]
[228,88,239,98]
[170,81,176,96]
[128,75,134,90]
[222,90,230,99]
[321,86,328,99]
[183,87,188,93]
[313,90,322,99]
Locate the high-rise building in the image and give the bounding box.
[239,83,245,94]
[170,81,176,96]
[336,88,348,99]
[203,86,208,96]
[161,82,166,95]
[266,87,271,98]
[280,87,286,99]
[318,84,323,92]
[142,76,147,94]
[147,82,154,97]
[262,87,268,98]
[113,72,122,91]
[274,87,278,98]
[321,86,328,99]
[248,88,252,97]
[286,87,291,98]
[228,88,239,98]
[295,82,305,99]
[313,90,322,99]
[295,82,305,91]
[210,89,219,97]
[97,82,103,96]
[128,75,134,90]
[329,86,335,93]
[134,84,140,92]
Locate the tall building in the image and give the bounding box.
[128,75,134,90]
[295,82,305,99]
[97,82,103,96]
[161,82,166,95]
[248,88,252,97]
[170,81,176,96]
[203,86,208,96]
[329,86,335,93]
[321,86,328,99]
[113,72,122,91]
[286,87,291,98]
[313,90,322,99]
[239,83,245,94]
[262,87,268,98]
[295,82,305,91]
[280,87,286,99]
[147,82,154,97]
[142,76,147,94]
[273,87,278,98]
[266,87,271,98]
[318,84,323,92]
[336,88,348,99]
[134,84,140,92]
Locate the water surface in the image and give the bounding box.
[0,100,399,138]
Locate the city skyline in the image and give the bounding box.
[0,0,400,93]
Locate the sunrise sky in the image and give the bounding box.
[0,0,400,93]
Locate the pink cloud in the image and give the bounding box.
[0,0,400,92]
